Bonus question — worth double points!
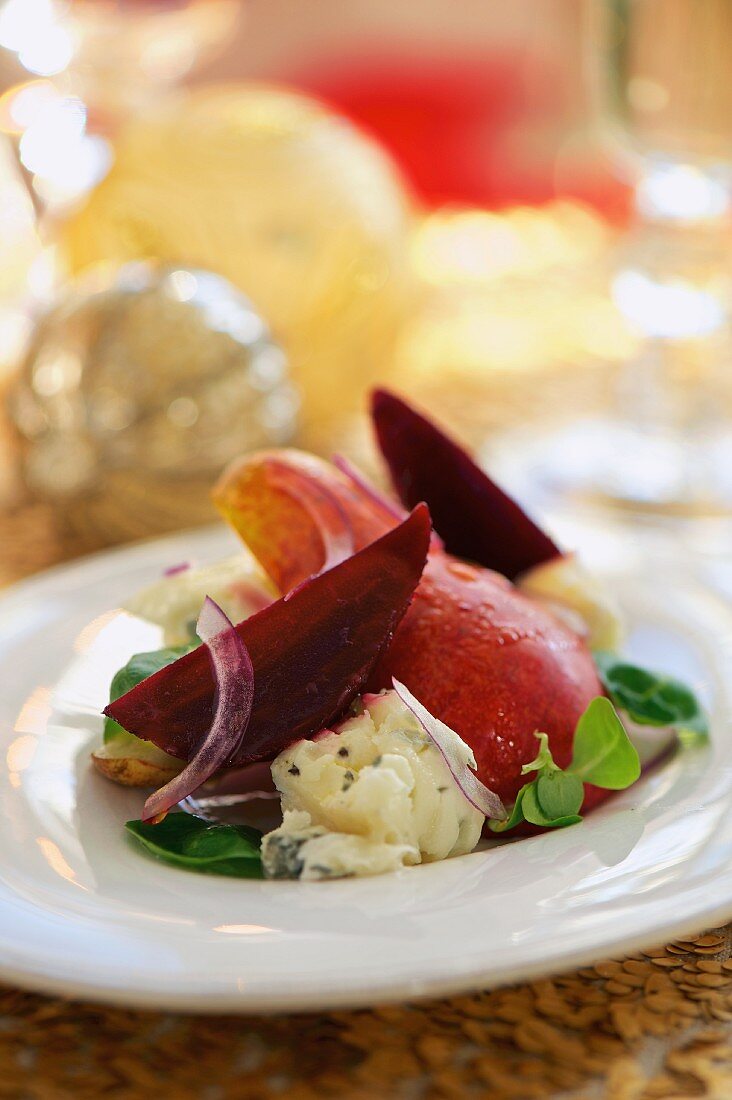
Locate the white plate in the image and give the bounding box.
[1,525,732,1014]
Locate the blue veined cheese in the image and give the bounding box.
[261,689,484,880]
[124,554,276,645]
[261,810,417,880]
[517,552,625,651]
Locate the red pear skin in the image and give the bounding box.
[369,555,604,807]
[213,452,606,810]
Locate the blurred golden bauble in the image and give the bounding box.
[8,262,298,550]
[58,85,415,445]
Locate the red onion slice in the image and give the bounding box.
[163,561,191,577]
[142,597,255,823]
[392,678,506,821]
[268,462,355,584]
[184,791,281,814]
[332,453,407,523]
[333,453,444,551]
[190,761,279,807]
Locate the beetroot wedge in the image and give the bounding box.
[105,505,431,766]
[371,389,559,580]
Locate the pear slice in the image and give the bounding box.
[92,731,182,788]
[517,553,625,652]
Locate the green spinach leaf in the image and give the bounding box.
[594,651,709,741]
[104,645,195,742]
[126,814,263,878]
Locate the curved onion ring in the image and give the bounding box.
[332,453,407,523]
[268,461,355,587]
[142,597,255,823]
[392,678,506,821]
[163,561,191,577]
[333,453,444,551]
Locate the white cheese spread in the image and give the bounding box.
[125,554,275,645]
[261,689,484,880]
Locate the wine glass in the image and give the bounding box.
[495,0,732,521]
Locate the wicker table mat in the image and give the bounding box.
[3,931,732,1100]
[3,504,732,1100]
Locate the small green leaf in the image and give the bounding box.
[594,651,709,739]
[104,645,195,742]
[490,693,648,835]
[521,731,558,776]
[568,697,640,789]
[536,770,584,819]
[489,775,583,833]
[488,785,529,833]
[126,814,263,878]
[521,783,582,828]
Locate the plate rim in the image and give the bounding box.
[1,525,731,1014]
[2,896,732,1014]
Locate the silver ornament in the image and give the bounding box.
[9,262,299,546]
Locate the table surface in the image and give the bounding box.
[2,500,732,1100]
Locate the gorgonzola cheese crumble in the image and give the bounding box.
[125,554,275,645]
[261,689,484,880]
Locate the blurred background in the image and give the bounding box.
[1,0,731,581]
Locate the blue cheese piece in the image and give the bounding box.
[261,810,416,880]
[260,812,326,879]
[124,554,275,645]
[261,690,484,880]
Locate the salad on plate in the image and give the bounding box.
[94,390,708,881]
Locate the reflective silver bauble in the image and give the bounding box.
[9,262,299,546]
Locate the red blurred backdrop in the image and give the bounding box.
[199,0,630,217]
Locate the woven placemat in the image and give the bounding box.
[2,496,732,1099]
[2,930,732,1099]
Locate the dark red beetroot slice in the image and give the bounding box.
[105,505,431,766]
[371,388,560,581]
